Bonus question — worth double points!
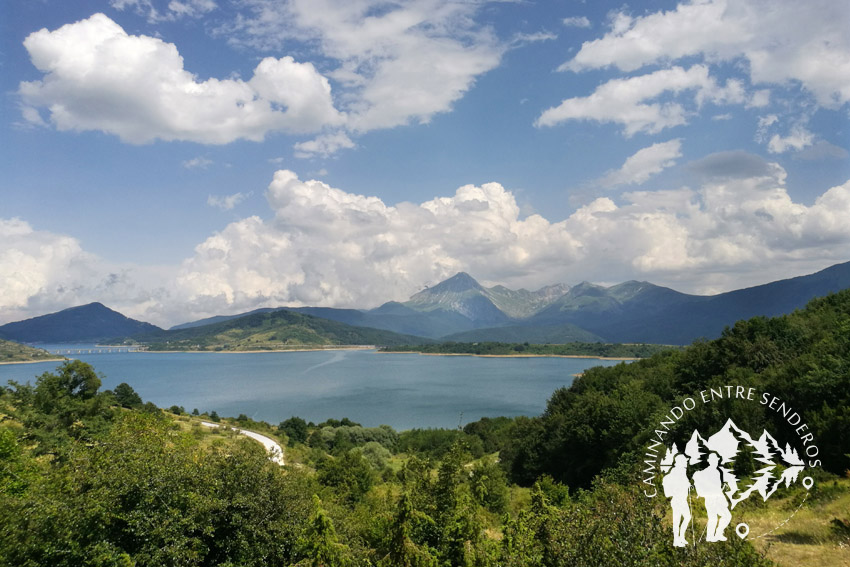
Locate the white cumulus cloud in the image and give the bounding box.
[562,0,850,109]
[174,168,850,322]
[598,139,683,187]
[176,169,581,314]
[767,124,815,154]
[5,169,850,327]
[217,0,504,133]
[19,14,343,144]
[0,218,174,326]
[536,65,746,135]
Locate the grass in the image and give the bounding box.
[666,476,850,566]
[0,339,65,364]
[748,477,850,566]
[168,412,285,452]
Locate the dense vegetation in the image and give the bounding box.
[0,338,64,364]
[3,289,850,565]
[500,289,850,488]
[381,341,676,358]
[131,309,432,351]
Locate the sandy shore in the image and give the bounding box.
[0,357,66,366]
[379,351,639,361]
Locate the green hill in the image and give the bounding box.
[133,308,433,351]
[503,287,850,488]
[0,339,64,364]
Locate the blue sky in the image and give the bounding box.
[1,0,849,327]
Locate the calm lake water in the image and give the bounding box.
[0,348,625,430]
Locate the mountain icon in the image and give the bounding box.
[670,419,805,510]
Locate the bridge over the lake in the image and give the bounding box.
[48,346,148,355]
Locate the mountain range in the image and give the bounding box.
[2,260,849,345]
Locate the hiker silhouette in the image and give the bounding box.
[662,453,692,547]
[692,453,732,542]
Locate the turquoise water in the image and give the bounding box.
[0,349,624,430]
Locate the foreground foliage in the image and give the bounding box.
[5,289,850,565]
[0,362,782,566]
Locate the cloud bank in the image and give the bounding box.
[0,218,173,326]
[7,164,847,327]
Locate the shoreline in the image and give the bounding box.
[0,357,66,366]
[378,350,639,361]
[1,347,638,362]
[143,345,375,354]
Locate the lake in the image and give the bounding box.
[0,348,625,430]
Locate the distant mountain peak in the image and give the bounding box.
[568,281,607,296]
[426,272,483,293]
[0,302,161,343]
[537,283,571,294]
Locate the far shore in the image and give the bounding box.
[378,350,640,361]
[142,345,375,354]
[0,347,638,362]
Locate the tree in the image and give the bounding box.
[280,417,309,446]
[113,383,142,408]
[469,456,509,513]
[316,451,374,503]
[24,360,111,444]
[296,495,351,567]
[378,493,437,567]
[33,360,102,411]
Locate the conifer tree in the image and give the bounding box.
[296,495,351,567]
[378,493,437,567]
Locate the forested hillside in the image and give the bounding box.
[132,308,432,350]
[501,289,850,487]
[2,290,849,565]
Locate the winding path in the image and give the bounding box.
[200,421,284,465]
